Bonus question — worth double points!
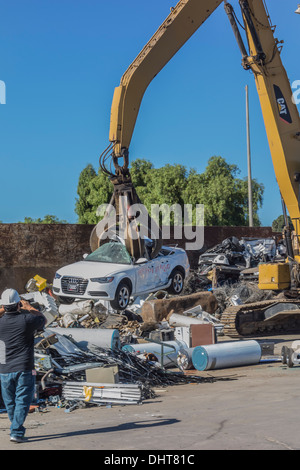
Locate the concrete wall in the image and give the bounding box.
[0,224,277,294]
[0,224,91,294]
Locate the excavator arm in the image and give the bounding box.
[95,0,300,280]
[227,1,300,244]
[224,1,300,289]
[108,0,223,174]
[93,0,223,256]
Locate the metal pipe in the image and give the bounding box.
[169,313,206,327]
[47,327,121,350]
[177,348,195,371]
[122,340,186,368]
[144,337,178,369]
[192,340,261,371]
[239,0,266,63]
[41,368,54,390]
[246,85,254,227]
[224,1,248,61]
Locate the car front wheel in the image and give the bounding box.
[110,281,132,311]
[167,269,185,295]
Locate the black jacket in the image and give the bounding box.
[0,310,45,373]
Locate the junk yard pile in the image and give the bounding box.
[1,235,300,414]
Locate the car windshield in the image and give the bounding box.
[85,241,132,265]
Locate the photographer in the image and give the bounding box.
[0,288,45,443]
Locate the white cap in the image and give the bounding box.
[1,289,21,306]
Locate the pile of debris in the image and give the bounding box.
[212,280,276,318]
[30,322,234,412]
[0,275,235,413]
[0,235,291,414]
[196,236,283,287]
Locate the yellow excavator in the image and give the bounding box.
[91,0,300,337]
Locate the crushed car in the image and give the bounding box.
[52,238,190,310]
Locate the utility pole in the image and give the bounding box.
[246,85,253,227]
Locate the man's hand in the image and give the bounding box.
[20,300,46,322]
[20,299,39,312]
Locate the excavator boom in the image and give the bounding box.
[94,0,223,258]
[109,0,223,169]
[94,0,300,304]
[107,0,300,234]
[238,0,300,237]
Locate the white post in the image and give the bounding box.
[246,85,253,227]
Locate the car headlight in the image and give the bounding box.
[54,272,62,279]
[90,277,114,283]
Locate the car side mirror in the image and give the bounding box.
[135,257,148,264]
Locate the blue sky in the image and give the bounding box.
[0,0,299,226]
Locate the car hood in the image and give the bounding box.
[56,261,130,279]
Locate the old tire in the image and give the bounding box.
[167,269,185,295]
[110,281,132,311]
[287,348,294,368]
[281,345,288,364]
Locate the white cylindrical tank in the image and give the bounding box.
[169,313,206,327]
[192,340,261,371]
[122,340,186,368]
[48,327,120,350]
[177,347,195,371]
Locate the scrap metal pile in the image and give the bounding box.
[31,324,232,412]
[180,235,300,337]
[5,275,233,413]
[181,235,285,323]
[4,234,294,414]
[196,236,283,288]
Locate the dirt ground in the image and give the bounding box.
[0,334,300,452]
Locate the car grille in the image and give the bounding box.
[61,276,88,295]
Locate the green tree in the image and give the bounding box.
[272,214,293,232]
[130,158,154,189]
[75,164,113,224]
[75,156,264,226]
[20,215,67,224]
[183,156,264,226]
[142,164,188,207]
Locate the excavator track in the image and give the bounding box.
[221,298,300,338]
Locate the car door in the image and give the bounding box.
[149,253,172,288]
[134,254,172,293]
[134,258,155,293]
